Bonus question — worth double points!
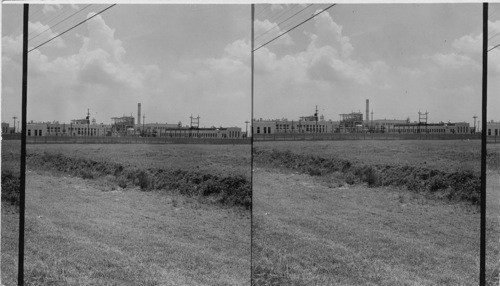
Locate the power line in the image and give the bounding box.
[255,4,314,42]
[28,4,116,53]
[255,4,272,18]
[265,4,298,27]
[488,31,500,41]
[29,4,92,43]
[29,5,44,17]
[253,3,336,52]
[488,5,500,18]
[488,43,500,52]
[29,5,71,36]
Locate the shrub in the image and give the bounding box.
[1,170,20,205]
[365,167,380,187]
[136,171,151,190]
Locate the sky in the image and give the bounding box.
[1,3,500,130]
[2,4,251,129]
[253,3,500,125]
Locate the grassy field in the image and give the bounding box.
[255,140,499,172]
[1,141,251,285]
[252,140,500,285]
[26,142,251,178]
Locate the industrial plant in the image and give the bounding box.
[252,99,490,136]
[12,103,245,139]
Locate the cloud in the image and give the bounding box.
[255,11,388,88]
[431,52,480,70]
[311,11,353,57]
[1,11,159,123]
[42,4,62,14]
[254,19,293,47]
[29,21,66,49]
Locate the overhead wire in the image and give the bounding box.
[488,43,500,52]
[263,4,298,26]
[29,4,93,43]
[28,4,116,53]
[255,4,314,42]
[488,31,500,41]
[488,5,500,18]
[255,4,272,18]
[253,4,336,52]
[29,5,72,36]
[29,5,44,18]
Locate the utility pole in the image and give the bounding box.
[19,4,29,285]
[251,4,254,141]
[13,116,17,134]
[143,114,145,136]
[480,3,488,285]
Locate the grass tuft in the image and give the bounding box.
[254,148,480,204]
[1,170,20,205]
[27,152,251,209]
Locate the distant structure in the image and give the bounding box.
[253,107,338,135]
[111,116,135,136]
[137,103,141,125]
[21,104,244,139]
[1,122,15,134]
[365,99,369,128]
[487,121,500,136]
[253,100,475,135]
[339,112,363,133]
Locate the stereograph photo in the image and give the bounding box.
[1,1,499,286]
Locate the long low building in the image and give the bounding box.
[25,121,244,139]
[487,121,500,136]
[254,117,473,135]
[389,121,472,134]
[137,124,244,139]
[26,122,111,137]
[253,118,339,134]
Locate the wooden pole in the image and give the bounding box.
[480,3,488,286]
[19,4,29,286]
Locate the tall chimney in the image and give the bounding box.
[365,99,369,126]
[138,103,141,125]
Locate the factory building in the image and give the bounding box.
[23,102,244,139]
[253,118,339,134]
[2,122,15,134]
[487,121,500,136]
[390,121,472,134]
[26,121,111,137]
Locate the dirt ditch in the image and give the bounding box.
[253,148,481,205]
[26,152,251,209]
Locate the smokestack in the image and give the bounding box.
[365,99,369,126]
[138,103,141,125]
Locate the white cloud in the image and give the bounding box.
[254,19,293,47]
[42,4,62,14]
[29,21,66,49]
[432,52,480,70]
[255,11,387,87]
[270,4,285,13]
[452,34,481,54]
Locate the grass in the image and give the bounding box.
[21,172,250,285]
[1,141,251,285]
[256,140,500,171]
[26,152,251,209]
[253,148,481,204]
[252,140,499,285]
[252,169,482,285]
[23,142,251,178]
